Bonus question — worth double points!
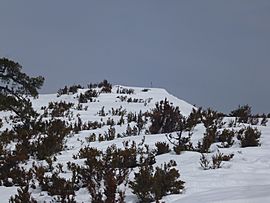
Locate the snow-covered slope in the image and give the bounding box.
[1,85,270,202]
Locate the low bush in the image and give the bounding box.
[166,132,193,155]
[237,126,261,147]
[42,173,74,197]
[130,160,184,202]
[200,151,234,170]
[117,87,135,94]
[9,185,37,203]
[261,114,268,126]
[155,141,171,155]
[229,104,251,123]
[69,144,132,202]
[149,99,186,134]
[33,119,71,160]
[57,84,82,96]
[218,129,235,148]
[47,101,74,117]
[199,153,211,170]
[78,89,99,103]
[201,108,224,129]
[99,80,112,93]
[141,88,150,92]
[198,126,218,153]
[0,147,32,187]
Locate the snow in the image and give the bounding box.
[1,85,270,202]
[168,184,270,203]
[0,186,19,202]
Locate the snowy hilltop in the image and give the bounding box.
[1,82,270,203]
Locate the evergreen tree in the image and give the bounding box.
[0,58,44,123]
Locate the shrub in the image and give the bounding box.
[155,142,170,155]
[81,121,103,130]
[130,160,184,202]
[141,88,150,92]
[44,174,74,197]
[48,101,74,117]
[70,85,82,94]
[211,151,234,169]
[130,164,154,202]
[57,84,82,96]
[9,185,37,203]
[199,153,211,170]
[78,93,88,103]
[78,89,99,103]
[105,141,156,169]
[70,144,131,202]
[99,80,112,93]
[117,87,135,94]
[86,133,96,142]
[100,86,112,93]
[110,106,127,116]
[261,114,268,126]
[34,119,71,159]
[197,108,225,152]
[104,126,116,141]
[248,117,259,125]
[57,85,69,96]
[120,142,139,168]
[74,142,150,194]
[230,104,251,123]
[77,147,101,160]
[0,143,4,156]
[166,132,193,155]
[227,119,236,128]
[98,106,106,116]
[185,107,203,131]
[34,166,75,199]
[200,151,234,170]
[218,129,235,148]
[1,118,71,162]
[152,161,184,200]
[211,152,223,169]
[219,153,234,161]
[123,124,139,137]
[0,165,31,187]
[127,112,137,123]
[198,126,218,153]
[136,111,146,134]
[201,108,224,129]
[54,195,76,203]
[149,99,186,134]
[0,148,32,187]
[0,128,15,145]
[237,126,261,147]
[98,134,105,142]
[106,117,115,126]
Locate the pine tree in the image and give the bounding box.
[0,58,44,123]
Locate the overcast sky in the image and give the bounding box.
[1,0,270,113]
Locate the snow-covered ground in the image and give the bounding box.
[1,85,270,202]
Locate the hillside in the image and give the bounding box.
[1,84,270,203]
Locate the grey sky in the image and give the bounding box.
[1,0,270,113]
